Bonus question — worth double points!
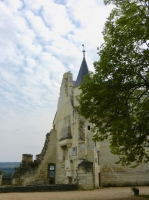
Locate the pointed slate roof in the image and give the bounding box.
[74,57,89,87]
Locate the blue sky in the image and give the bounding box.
[0,0,113,161]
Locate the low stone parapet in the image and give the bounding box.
[0,184,78,193]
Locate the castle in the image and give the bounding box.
[12,48,149,189]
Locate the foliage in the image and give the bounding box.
[0,168,15,178]
[139,194,149,198]
[131,186,138,192]
[78,0,149,166]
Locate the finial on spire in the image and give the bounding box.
[82,44,86,58]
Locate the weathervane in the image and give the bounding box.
[82,44,86,58]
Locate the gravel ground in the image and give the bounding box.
[0,186,148,200]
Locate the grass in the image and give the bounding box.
[138,194,149,198]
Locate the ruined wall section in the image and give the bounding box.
[77,160,94,189]
[35,133,51,162]
[12,129,57,185]
[100,139,149,186]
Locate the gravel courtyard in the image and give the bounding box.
[0,186,149,200]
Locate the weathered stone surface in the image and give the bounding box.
[22,154,33,163]
[60,115,72,140]
[77,160,94,189]
[78,160,93,173]
[12,160,40,179]
[99,139,149,186]
[78,117,85,141]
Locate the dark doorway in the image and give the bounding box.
[48,164,55,184]
[98,173,101,187]
[68,177,72,184]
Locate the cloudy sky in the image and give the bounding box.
[0,0,113,162]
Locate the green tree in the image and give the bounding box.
[78,0,149,166]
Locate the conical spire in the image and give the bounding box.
[74,45,89,87]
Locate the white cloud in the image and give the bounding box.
[42,3,75,35]
[24,10,53,42]
[23,0,44,11]
[0,0,113,161]
[5,0,23,11]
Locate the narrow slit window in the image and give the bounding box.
[98,151,100,165]
[72,147,77,156]
[88,126,90,130]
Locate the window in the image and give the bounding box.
[88,126,90,130]
[72,147,77,156]
[97,151,100,165]
[48,164,55,184]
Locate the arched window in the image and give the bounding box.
[48,163,55,184]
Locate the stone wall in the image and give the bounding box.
[12,129,57,185]
[100,139,149,186]
[22,154,33,163]
[77,160,94,189]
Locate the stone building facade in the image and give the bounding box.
[12,52,149,188]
